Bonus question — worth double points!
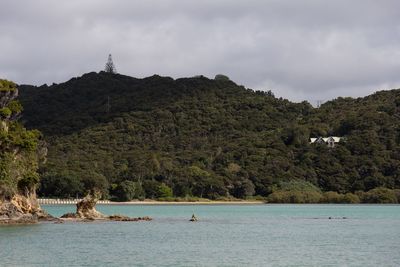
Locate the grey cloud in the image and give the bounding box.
[1,0,400,103]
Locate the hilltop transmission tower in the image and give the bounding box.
[104,54,117,74]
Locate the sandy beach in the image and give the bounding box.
[105,200,266,205]
[38,198,265,205]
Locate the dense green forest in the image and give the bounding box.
[17,72,400,202]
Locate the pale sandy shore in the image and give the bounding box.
[39,198,266,205]
[103,200,265,205]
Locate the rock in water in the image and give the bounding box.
[61,190,106,220]
[60,190,152,222]
[76,190,106,219]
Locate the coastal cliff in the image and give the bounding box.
[0,79,49,224]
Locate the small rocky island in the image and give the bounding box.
[60,190,152,222]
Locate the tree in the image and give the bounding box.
[81,171,109,198]
[39,172,83,198]
[157,183,173,198]
[0,79,41,201]
[231,179,255,198]
[214,74,230,81]
[113,180,143,201]
[104,54,117,74]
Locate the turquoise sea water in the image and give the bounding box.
[0,204,399,267]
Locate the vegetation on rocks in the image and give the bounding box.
[0,79,48,223]
[0,80,41,199]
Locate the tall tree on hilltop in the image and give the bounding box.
[104,54,117,74]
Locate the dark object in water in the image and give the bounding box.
[109,215,152,221]
[190,214,198,222]
[328,216,348,220]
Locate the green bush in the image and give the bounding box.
[267,190,322,203]
[143,180,161,199]
[0,107,12,118]
[113,180,136,201]
[0,79,17,92]
[267,180,323,203]
[394,189,400,203]
[355,190,366,201]
[245,195,267,201]
[321,191,344,203]
[0,180,16,200]
[39,173,83,198]
[17,173,40,193]
[7,100,23,114]
[320,192,361,203]
[157,183,173,198]
[231,179,255,198]
[155,196,207,202]
[214,74,230,81]
[81,171,109,199]
[157,197,178,202]
[342,193,360,203]
[19,129,41,151]
[0,127,7,140]
[278,180,321,192]
[363,187,398,203]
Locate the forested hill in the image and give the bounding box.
[20,72,309,136]
[18,72,400,202]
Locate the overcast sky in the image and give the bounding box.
[1,0,400,103]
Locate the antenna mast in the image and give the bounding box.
[104,54,117,74]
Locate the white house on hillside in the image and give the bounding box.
[310,136,342,148]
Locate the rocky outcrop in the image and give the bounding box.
[76,190,106,219]
[0,201,37,224]
[61,190,106,220]
[60,190,152,222]
[0,79,53,225]
[0,192,54,224]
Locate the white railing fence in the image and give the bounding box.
[38,198,111,205]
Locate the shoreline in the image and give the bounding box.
[39,199,266,205]
[38,199,400,206]
[104,200,266,205]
